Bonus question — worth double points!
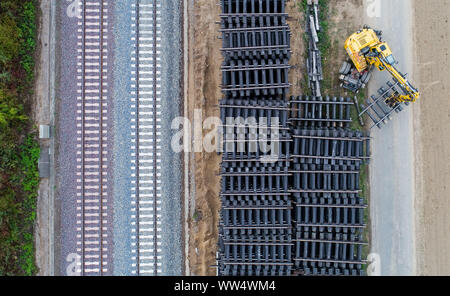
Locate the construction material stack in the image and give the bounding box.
[288,0,370,276]
[305,0,323,97]
[218,0,293,276]
[216,0,370,276]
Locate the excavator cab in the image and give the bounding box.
[365,42,395,70]
[385,54,396,65]
[344,28,380,72]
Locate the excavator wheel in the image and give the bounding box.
[339,61,351,75]
[361,72,371,84]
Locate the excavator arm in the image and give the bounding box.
[373,53,420,103]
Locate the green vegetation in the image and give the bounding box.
[349,91,367,131]
[192,210,200,222]
[0,0,38,276]
[359,163,370,262]
[19,2,37,83]
[301,0,369,132]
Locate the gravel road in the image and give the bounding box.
[363,0,416,276]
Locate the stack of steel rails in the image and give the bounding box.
[220,0,291,98]
[305,0,323,97]
[287,0,370,276]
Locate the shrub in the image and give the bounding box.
[0,0,38,276]
[0,14,20,64]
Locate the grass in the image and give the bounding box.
[18,134,40,275]
[301,0,369,132]
[350,91,367,131]
[359,163,370,266]
[19,1,37,83]
[0,0,38,276]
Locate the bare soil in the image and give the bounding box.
[34,0,53,276]
[413,0,450,276]
[286,0,306,96]
[323,0,364,95]
[186,0,222,276]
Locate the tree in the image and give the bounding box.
[0,89,27,130]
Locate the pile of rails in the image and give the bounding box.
[217,0,370,276]
[305,0,323,97]
[359,81,408,129]
[220,0,291,98]
[289,96,353,128]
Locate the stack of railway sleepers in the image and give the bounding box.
[220,0,291,98]
[218,0,293,276]
[289,128,370,276]
[216,0,371,276]
[289,96,353,129]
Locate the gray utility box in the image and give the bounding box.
[39,125,51,139]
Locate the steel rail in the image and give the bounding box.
[99,0,105,276]
[151,0,158,276]
[134,0,141,276]
[80,0,86,276]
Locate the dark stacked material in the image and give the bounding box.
[218,0,293,276]
[289,128,369,276]
[289,96,353,128]
[217,0,371,276]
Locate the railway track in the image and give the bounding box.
[130,0,162,276]
[76,0,110,275]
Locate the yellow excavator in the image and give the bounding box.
[339,26,419,105]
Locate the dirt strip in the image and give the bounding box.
[413,0,450,276]
[186,0,222,276]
